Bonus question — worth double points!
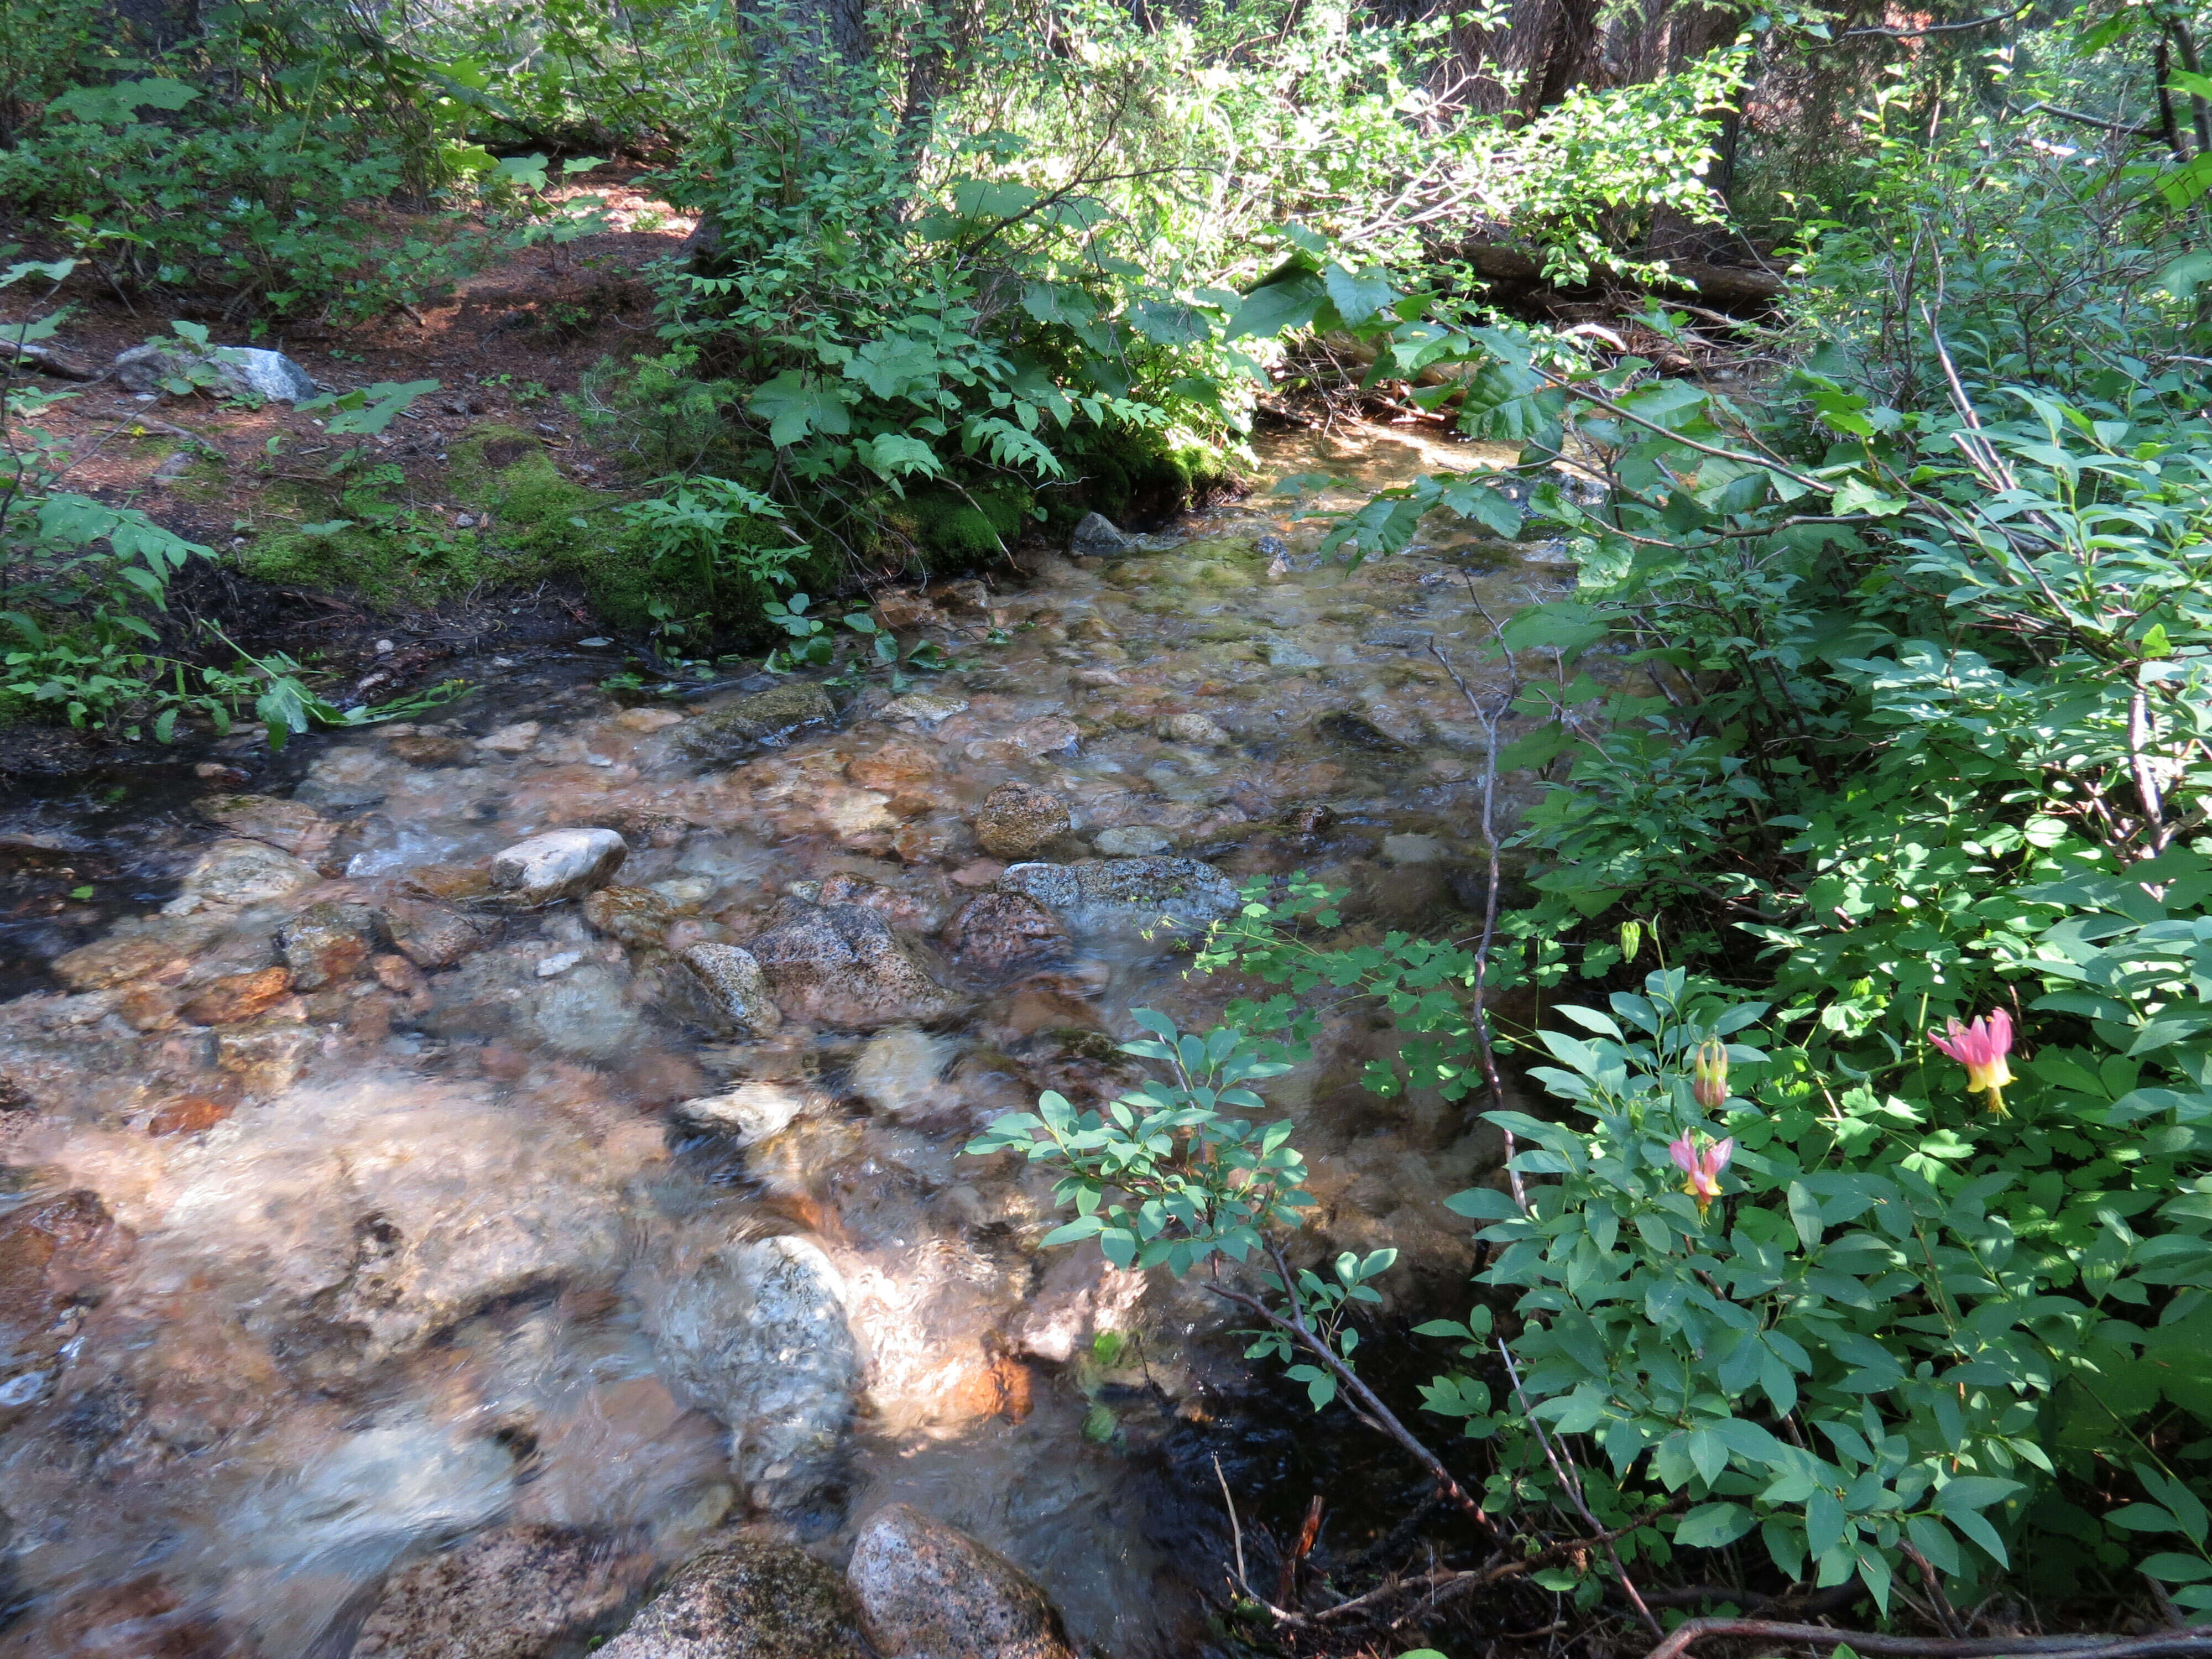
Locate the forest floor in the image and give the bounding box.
[0,169,726,772]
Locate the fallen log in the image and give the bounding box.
[2,338,103,380]
[1457,242,1786,309]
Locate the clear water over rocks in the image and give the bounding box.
[0,424,1602,1657]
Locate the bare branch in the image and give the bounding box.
[1838,0,2032,39]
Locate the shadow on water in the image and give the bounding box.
[0,421,1609,1657]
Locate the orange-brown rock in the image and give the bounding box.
[116,984,184,1032]
[847,742,939,791]
[399,864,493,903]
[147,1095,235,1136]
[371,952,429,997]
[178,965,293,1026]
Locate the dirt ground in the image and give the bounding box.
[0,171,708,771]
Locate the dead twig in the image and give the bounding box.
[1497,1339,1663,1637]
[1430,618,1529,1213]
[118,415,227,458]
[1206,1243,1492,1530]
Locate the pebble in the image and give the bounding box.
[535,951,583,977]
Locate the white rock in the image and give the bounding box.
[113,343,319,403]
[218,346,320,403]
[1158,711,1229,746]
[536,950,583,977]
[998,855,1239,934]
[488,828,628,906]
[673,1081,813,1145]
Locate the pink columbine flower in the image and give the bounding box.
[1929,1008,2013,1115]
[1668,1132,1735,1219]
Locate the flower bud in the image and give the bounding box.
[1620,920,1643,963]
[1692,1037,1728,1110]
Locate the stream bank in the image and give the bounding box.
[0,420,1579,1658]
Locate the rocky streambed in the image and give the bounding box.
[0,423,1582,1658]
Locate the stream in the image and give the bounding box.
[0,421,1577,1659]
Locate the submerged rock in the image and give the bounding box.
[179,965,294,1026]
[880,691,969,726]
[477,721,541,755]
[347,1524,653,1659]
[847,1504,1076,1659]
[974,784,1071,860]
[1316,709,1407,752]
[1382,831,1446,865]
[682,942,784,1037]
[1090,826,1171,857]
[598,1540,869,1659]
[237,1418,516,1605]
[0,1190,122,1431]
[1068,512,1130,556]
[583,885,675,950]
[528,962,646,1061]
[195,792,339,864]
[651,1236,860,1512]
[488,828,628,907]
[215,1018,317,1093]
[384,897,495,970]
[849,1026,960,1119]
[941,891,1068,978]
[279,900,380,990]
[746,900,959,1029]
[672,1081,815,1145]
[680,681,836,760]
[162,837,321,915]
[385,732,471,767]
[997,855,1240,933]
[1157,711,1229,747]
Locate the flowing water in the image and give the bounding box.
[0,421,1589,1658]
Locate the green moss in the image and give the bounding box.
[1054,424,1228,530]
[885,481,1037,573]
[448,423,650,619]
[172,453,232,505]
[234,426,630,613]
